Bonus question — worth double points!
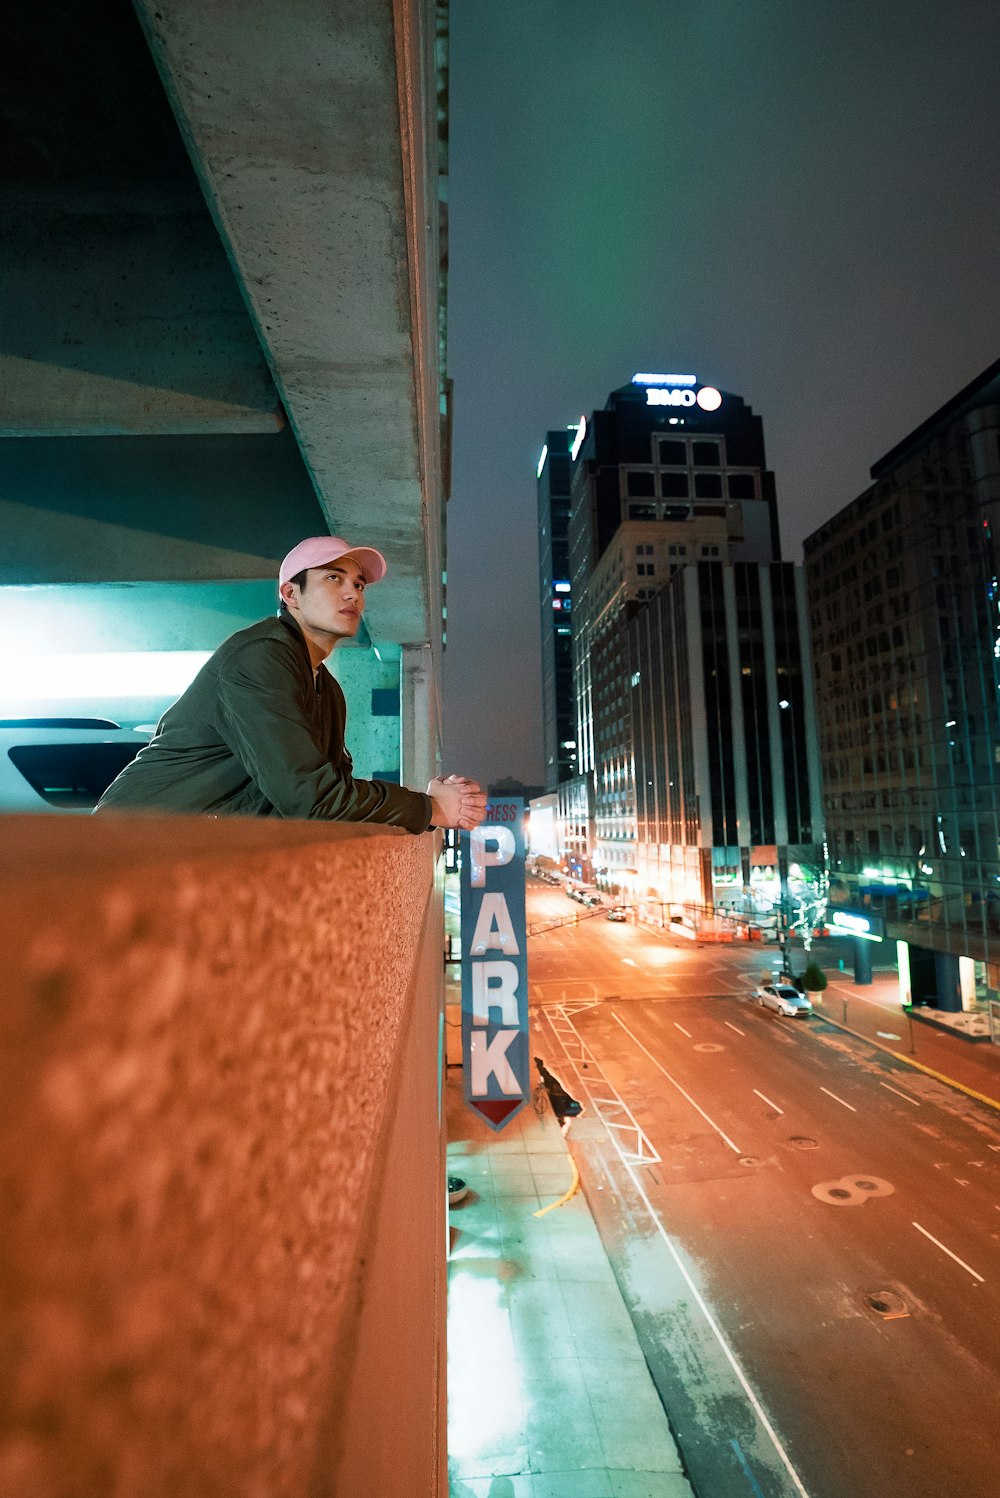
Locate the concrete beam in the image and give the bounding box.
[134,0,446,648]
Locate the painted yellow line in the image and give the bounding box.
[813,1008,1000,1114]
[532,1152,581,1217]
[887,1051,1000,1114]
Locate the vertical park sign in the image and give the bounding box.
[460,797,528,1131]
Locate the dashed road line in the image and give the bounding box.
[724,1021,746,1036]
[674,1022,692,1038]
[820,1086,857,1113]
[912,1221,984,1283]
[752,1088,784,1115]
[613,1011,743,1155]
[880,1082,920,1107]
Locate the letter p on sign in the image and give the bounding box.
[469,825,515,888]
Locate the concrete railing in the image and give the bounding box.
[0,815,446,1497]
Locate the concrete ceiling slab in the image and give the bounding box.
[134,0,444,648]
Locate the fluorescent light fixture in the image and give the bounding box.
[632,372,697,386]
[554,581,571,593]
[536,444,548,479]
[0,650,211,699]
[570,417,587,461]
[897,940,912,1007]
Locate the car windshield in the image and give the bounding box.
[778,988,804,1000]
[7,742,142,808]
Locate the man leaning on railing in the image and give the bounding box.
[94,536,486,833]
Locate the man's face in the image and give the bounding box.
[281,557,367,641]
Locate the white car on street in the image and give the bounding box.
[755,982,814,1018]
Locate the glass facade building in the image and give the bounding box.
[537,429,577,790]
[804,358,1000,1008]
[567,377,781,889]
[631,561,823,925]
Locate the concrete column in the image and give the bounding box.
[402,644,438,790]
[935,951,962,1011]
[853,937,873,985]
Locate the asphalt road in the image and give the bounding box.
[527,884,1000,1498]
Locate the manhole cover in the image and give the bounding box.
[694,1042,724,1053]
[856,1179,879,1192]
[790,1136,819,1150]
[863,1290,909,1320]
[829,1187,852,1199]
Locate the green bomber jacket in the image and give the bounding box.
[94,613,433,832]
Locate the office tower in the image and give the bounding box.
[537,428,577,790]
[804,358,1000,1009]
[630,559,823,928]
[562,374,824,924]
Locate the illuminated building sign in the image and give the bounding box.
[570,416,587,461]
[830,909,885,942]
[646,385,722,411]
[632,372,697,386]
[460,799,528,1131]
[536,444,548,479]
[631,372,722,412]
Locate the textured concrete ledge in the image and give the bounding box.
[0,814,438,1497]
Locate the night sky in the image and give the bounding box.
[442,1,1000,787]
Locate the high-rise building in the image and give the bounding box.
[559,373,824,926]
[630,560,823,928]
[537,428,577,789]
[804,358,1000,1010]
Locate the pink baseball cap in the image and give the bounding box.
[278,536,388,587]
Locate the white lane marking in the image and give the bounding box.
[820,1086,857,1113]
[880,1082,920,1107]
[990,1145,1000,1153]
[565,1028,813,1498]
[674,1022,692,1038]
[724,1021,746,1037]
[912,1221,984,1283]
[612,1012,742,1154]
[622,958,637,967]
[753,1088,784,1115]
[877,1030,901,1039]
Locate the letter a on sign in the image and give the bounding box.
[460,799,528,1130]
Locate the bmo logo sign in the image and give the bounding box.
[632,372,723,412]
[460,800,529,1131]
[646,385,722,410]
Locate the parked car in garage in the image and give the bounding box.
[606,906,628,922]
[754,982,813,1018]
[0,718,149,812]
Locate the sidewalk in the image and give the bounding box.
[445,1072,694,1498]
[816,972,1000,1109]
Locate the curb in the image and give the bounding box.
[810,1007,1000,1114]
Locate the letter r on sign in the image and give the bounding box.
[471,960,520,1026]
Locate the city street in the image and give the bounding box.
[527,883,1000,1498]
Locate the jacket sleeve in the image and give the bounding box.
[215,639,433,832]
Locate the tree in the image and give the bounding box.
[785,859,829,955]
